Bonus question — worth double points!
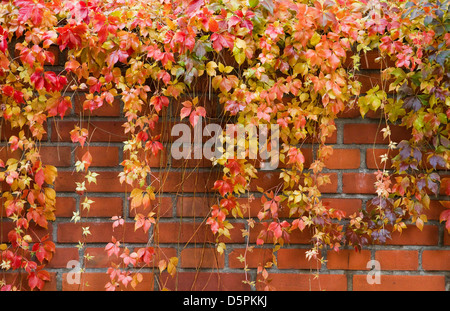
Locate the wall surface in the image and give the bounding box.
[1,49,449,291]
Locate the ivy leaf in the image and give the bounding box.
[403,96,421,111]
[435,50,450,67]
[15,0,44,25]
[150,96,169,113]
[82,151,92,171]
[398,140,411,160]
[211,33,234,52]
[260,0,274,15]
[428,155,445,169]
[35,168,45,188]
[206,61,218,76]
[180,101,192,120]
[43,165,57,185]
[48,96,72,119]
[185,0,204,16]
[440,201,450,233]
[249,0,259,8]
[30,69,44,90]
[410,148,421,163]
[208,17,219,32]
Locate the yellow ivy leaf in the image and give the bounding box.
[43,165,57,185]
[167,257,178,277]
[206,61,218,76]
[235,38,246,49]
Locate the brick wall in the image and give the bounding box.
[1,49,449,291]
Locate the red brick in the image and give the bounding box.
[323,149,360,169]
[445,231,450,246]
[40,146,72,167]
[0,147,21,161]
[342,173,377,194]
[256,273,347,291]
[55,171,133,192]
[422,250,450,271]
[62,272,154,291]
[123,147,168,168]
[57,222,148,243]
[82,197,123,217]
[54,196,77,217]
[171,155,214,168]
[277,249,322,269]
[129,196,172,218]
[441,177,450,196]
[155,222,245,244]
[159,272,250,291]
[344,123,410,144]
[375,250,418,270]
[46,248,80,268]
[51,121,128,142]
[251,172,338,194]
[337,106,361,118]
[229,248,274,269]
[327,249,371,270]
[355,71,384,94]
[337,105,384,119]
[366,148,398,169]
[353,274,445,291]
[152,171,220,193]
[84,247,119,268]
[180,247,224,268]
[423,200,446,221]
[322,198,362,218]
[53,197,122,219]
[47,45,61,65]
[387,225,438,245]
[75,146,119,167]
[176,196,214,217]
[155,222,211,244]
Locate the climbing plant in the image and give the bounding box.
[0,0,448,291]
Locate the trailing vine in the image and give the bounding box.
[0,0,448,291]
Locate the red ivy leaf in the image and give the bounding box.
[30,69,44,90]
[82,151,92,171]
[145,138,163,156]
[35,168,45,188]
[440,201,450,233]
[70,127,89,147]
[48,96,72,119]
[15,0,45,26]
[57,21,87,50]
[213,179,233,197]
[211,33,235,52]
[185,0,204,16]
[150,95,169,113]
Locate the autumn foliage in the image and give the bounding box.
[0,0,448,291]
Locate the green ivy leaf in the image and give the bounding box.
[249,0,259,8]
